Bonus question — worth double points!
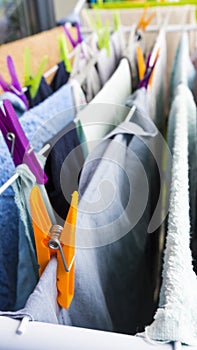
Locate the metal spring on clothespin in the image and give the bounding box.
[48,225,75,273]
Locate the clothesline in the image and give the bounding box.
[81,23,197,34]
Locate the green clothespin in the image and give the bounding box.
[58,34,72,73]
[113,11,120,31]
[24,47,48,99]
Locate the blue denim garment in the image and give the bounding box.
[0,83,75,310]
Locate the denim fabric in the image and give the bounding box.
[0,84,75,310]
[0,257,72,325]
[13,157,56,310]
[72,87,159,334]
[0,88,160,334]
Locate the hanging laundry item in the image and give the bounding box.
[170,33,197,269]
[13,156,56,310]
[44,121,85,224]
[78,58,132,155]
[0,92,26,118]
[24,37,71,108]
[144,84,197,346]
[170,32,195,102]
[0,84,75,311]
[75,87,162,334]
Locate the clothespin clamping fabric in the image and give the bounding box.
[138,48,160,89]
[0,99,47,184]
[58,34,72,73]
[135,6,156,40]
[63,22,83,49]
[30,186,78,309]
[24,48,48,99]
[84,10,110,56]
[113,11,120,32]
[0,55,28,109]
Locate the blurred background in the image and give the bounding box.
[0,0,81,44]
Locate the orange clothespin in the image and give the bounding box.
[136,45,146,81]
[30,185,78,309]
[136,7,156,32]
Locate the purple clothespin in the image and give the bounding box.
[0,56,29,109]
[0,99,47,184]
[63,23,83,48]
[138,49,159,89]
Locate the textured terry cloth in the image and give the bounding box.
[144,84,197,346]
[170,32,197,264]
[170,32,195,103]
[78,58,132,155]
[74,87,159,334]
[0,84,75,311]
[13,157,56,310]
[0,88,158,334]
[95,41,117,87]
[0,91,27,117]
[44,121,85,224]
[167,84,197,273]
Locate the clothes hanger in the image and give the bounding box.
[24,47,48,100]
[30,186,78,309]
[0,55,28,109]
[0,99,47,184]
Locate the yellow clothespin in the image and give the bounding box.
[24,47,48,99]
[136,6,156,32]
[30,186,78,309]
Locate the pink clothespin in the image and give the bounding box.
[63,23,83,48]
[0,56,28,109]
[0,99,47,184]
